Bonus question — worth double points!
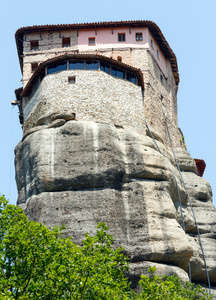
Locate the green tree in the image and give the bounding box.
[0,195,212,300]
[138,266,212,300]
[0,195,132,299]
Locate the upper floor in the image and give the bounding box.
[15,20,179,87]
[14,21,180,146]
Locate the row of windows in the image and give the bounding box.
[30,35,160,63]
[29,32,144,50]
[29,59,138,98]
[46,60,137,84]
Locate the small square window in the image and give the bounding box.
[118,33,125,42]
[30,40,39,51]
[88,37,95,45]
[136,33,143,41]
[68,76,76,84]
[31,63,38,72]
[62,37,70,47]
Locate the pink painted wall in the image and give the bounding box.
[78,27,167,77]
[78,27,149,46]
[148,31,167,77]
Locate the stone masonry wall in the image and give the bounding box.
[23,64,180,147]
[23,70,145,134]
[23,30,78,86]
[22,30,181,148]
[143,51,181,148]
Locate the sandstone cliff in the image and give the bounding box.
[15,118,216,293]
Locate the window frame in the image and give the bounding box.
[30,40,39,51]
[118,33,126,42]
[135,33,143,41]
[150,39,154,50]
[68,76,76,84]
[47,61,67,75]
[31,63,38,72]
[100,62,110,75]
[69,60,85,70]
[85,60,98,70]
[88,37,95,46]
[62,37,70,48]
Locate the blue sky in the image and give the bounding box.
[0,0,215,207]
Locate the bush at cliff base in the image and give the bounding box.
[0,195,212,300]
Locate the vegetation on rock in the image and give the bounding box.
[0,195,212,299]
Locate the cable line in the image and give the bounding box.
[163,112,211,295]
[143,114,192,282]
[142,92,211,294]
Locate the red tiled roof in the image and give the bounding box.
[194,159,206,177]
[15,20,179,85]
[21,53,144,97]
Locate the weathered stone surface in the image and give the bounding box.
[36,110,76,126]
[180,171,216,286]
[15,120,216,291]
[174,148,197,173]
[128,261,190,290]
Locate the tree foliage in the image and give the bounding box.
[0,195,212,299]
[138,266,212,300]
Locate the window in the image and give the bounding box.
[68,76,76,84]
[157,49,160,60]
[111,67,125,79]
[69,61,76,69]
[111,67,117,77]
[88,37,95,45]
[76,61,84,70]
[69,61,84,70]
[118,33,125,42]
[151,39,154,49]
[127,73,136,84]
[136,33,143,41]
[100,62,110,74]
[116,69,125,79]
[62,37,70,47]
[30,40,39,51]
[31,63,38,72]
[47,62,67,74]
[86,61,98,70]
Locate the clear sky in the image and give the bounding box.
[1,0,215,207]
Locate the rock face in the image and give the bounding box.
[15,119,216,291]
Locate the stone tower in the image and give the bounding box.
[14,20,216,293]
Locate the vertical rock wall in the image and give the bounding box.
[15,119,216,292]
